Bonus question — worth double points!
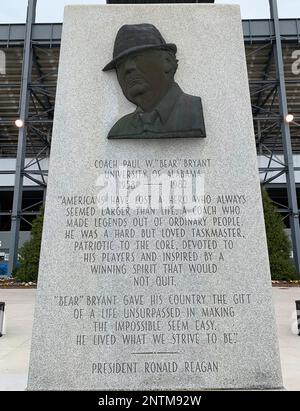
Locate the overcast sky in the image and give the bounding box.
[0,0,299,23]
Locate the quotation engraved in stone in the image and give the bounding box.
[28,5,283,391]
[103,24,206,139]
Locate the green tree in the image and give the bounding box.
[13,209,44,282]
[261,189,298,280]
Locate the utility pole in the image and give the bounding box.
[8,0,37,276]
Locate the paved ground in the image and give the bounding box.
[0,289,35,391]
[0,288,299,391]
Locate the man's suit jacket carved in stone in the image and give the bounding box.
[108,83,206,139]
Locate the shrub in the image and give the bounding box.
[13,209,44,283]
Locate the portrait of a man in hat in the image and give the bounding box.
[103,23,206,139]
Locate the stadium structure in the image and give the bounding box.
[0,0,300,276]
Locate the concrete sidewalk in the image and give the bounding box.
[0,289,35,391]
[0,288,299,391]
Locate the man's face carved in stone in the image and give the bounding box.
[116,50,172,112]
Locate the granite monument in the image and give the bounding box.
[27,4,283,390]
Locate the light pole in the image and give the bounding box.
[269,0,300,275]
